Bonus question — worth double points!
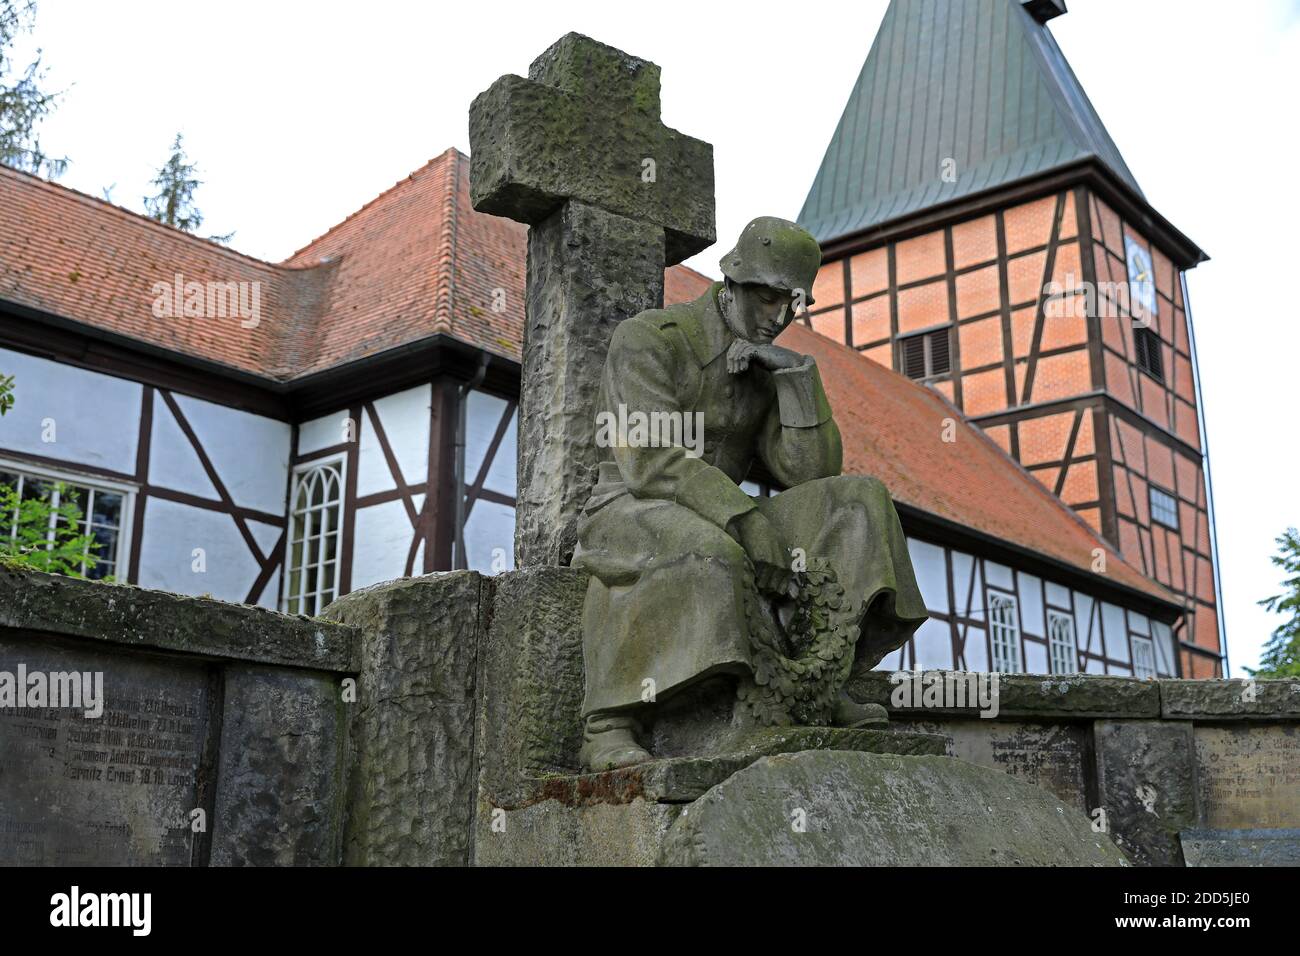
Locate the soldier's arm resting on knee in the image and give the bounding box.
[603,318,756,531]
[758,355,843,486]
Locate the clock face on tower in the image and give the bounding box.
[1124,235,1158,319]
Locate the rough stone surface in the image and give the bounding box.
[0,564,357,672]
[1093,720,1198,866]
[903,718,1090,811]
[474,795,682,867]
[848,669,1160,718]
[469,32,714,262]
[321,571,490,866]
[1181,828,1300,866]
[660,751,1127,866]
[515,202,666,566]
[474,566,588,808]
[210,666,345,866]
[1193,724,1300,828]
[1161,678,1300,719]
[502,727,947,810]
[469,32,716,567]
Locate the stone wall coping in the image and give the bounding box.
[0,564,358,673]
[1159,678,1300,720]
[848,669,1300,721]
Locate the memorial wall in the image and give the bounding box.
[1,565,1295,866]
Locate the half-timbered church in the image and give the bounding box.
[0,0,1224,678]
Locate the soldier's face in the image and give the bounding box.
[728,282,795,344]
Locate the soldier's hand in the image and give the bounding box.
[727,340,808,374]
[729,511,796,597]
[727,339,759,374]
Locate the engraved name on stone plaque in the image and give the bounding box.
[1195,724,1300,829]
[0,634,211,866]
[907,718,1089,810]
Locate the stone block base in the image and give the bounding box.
[477,749,1126,866]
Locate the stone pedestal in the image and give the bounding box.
[476,749,1126,867]
[324,566,1130,867]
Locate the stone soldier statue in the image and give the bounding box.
[572,217,927,771]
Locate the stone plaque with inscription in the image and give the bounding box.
[904,718,1090,811]
[0,634,212,866]
[1194,724,1300,829]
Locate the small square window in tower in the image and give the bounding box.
[900,328,951,381]
[1133,326,1164,382]
[1149,486,1179,530]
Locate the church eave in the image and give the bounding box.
[815,157,1208,271]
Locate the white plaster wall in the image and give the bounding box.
[963,626,989,672]
[906,538,948,615]
[1017,571,1045,638]
[171,393,290,515]
[148,398,217,498]
[1152,621,1176,676]
[356,385,430,497]
[350,497,421,590]
[0,349,141,474]
[1102,602,1131,665]
[951,551,982,618]
[298,410,352,456]
[465,390,517,497]
[1073,593,1096,657]
[912,617,952,671]
[1023,639,1048,674]
[464,499,515,573]
[136,497,261,603]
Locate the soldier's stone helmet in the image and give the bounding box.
[719,216,822,306]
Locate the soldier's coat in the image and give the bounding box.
[573,282,926,716]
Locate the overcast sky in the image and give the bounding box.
[13,1,1299,675]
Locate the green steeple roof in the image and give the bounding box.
[798,0,1144,245]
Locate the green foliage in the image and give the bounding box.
[0,479,99,577]
[144,133,203,231]
[143,133,232,243]
[0,372,13,416]
[0,0,67,178]
[1248,527,1300,678]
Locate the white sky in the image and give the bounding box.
[13,0,1300,675]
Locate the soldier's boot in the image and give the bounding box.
[579,711,652,771]
[832,690,889,728]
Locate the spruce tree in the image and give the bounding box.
[143,133,232,242]
[1249,528,1300,678]
[0,0,66,177]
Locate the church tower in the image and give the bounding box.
[798,0,1223,676]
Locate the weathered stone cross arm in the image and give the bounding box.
[469,32,714,264]
[468,33,716,568]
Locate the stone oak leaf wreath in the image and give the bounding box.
[737,557,862,726]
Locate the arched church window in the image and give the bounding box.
[282,459,344,615]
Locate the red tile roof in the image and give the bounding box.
[0,151,1171,605]
[781,321,1172,602]
[0,150,710,379]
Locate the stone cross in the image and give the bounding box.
[469,32,715,567]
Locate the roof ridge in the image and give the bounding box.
[282,148,460,263]
[0,162,279,270]
[431,150,462,335]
